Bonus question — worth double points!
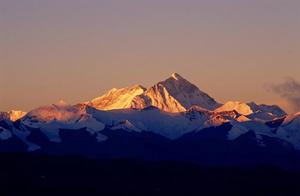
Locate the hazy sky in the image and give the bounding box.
[1,0,300,113]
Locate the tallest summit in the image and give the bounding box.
[171,73,184,81]
[144,73,221,112]
[88,73,220,113]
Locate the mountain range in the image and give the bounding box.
[1,73,300,168]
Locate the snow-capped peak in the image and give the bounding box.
[215,101,286,121]
[87,73,220,113]
[23,104,87,124]
[0,110,27,122]
[21,103,105,143]
[8,110,27,121]
[215,101,253,116]
[89,85,147,111]
[144,73,221,112]
[171,72,184,81]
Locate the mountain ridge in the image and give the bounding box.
[2,73,300,169]
[87,73,221,113]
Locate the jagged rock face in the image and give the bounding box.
[89,73,220,113]
[144,83,187,113]
[144,73,220,112]
[89,85,147,110]
[247,102,286,116]
[131,94,152,110]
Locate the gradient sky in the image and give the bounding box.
[1,0,300,113]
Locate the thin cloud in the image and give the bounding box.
[270,77,300,112]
